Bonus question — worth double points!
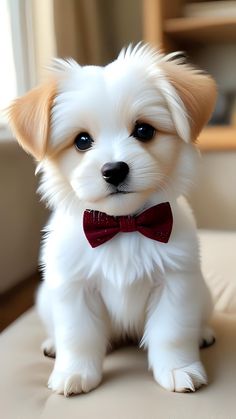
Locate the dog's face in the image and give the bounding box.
[8,45,216,216]
[48,56,184,216]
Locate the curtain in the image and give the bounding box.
[31,0,56,83]
[53,0,142,65]
[31,0,142,81]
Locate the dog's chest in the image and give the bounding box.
[44,215,169,287]
[43,207,193,288]
[100,278,153,339]
[76,229,166,286]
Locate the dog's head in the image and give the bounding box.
[8,45,216,216]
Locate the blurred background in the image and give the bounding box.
[0,0,236,330]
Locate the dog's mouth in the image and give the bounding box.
[109,189,134,196]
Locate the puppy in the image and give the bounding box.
[8,44,216,396]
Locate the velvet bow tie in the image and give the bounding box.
[83,202,173,248]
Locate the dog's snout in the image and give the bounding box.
[101,161,129,186]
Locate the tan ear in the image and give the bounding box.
[160,60,217,141]
[8,81,57,160]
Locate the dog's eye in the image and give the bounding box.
[132,123,156,142]
[74,132,94,151]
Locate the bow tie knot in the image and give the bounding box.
[83,202,173,248]
[119,216,137,232]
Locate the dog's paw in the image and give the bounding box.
[41,338,56,358]
[48,367,102,396]
[153,361,207,392]
[199,326,215,349]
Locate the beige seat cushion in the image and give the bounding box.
[1,230,236,418]
[200,230,236,313]
[1,309,236,419]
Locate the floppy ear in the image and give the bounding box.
[7,81,57,160]
[159,59,217,142]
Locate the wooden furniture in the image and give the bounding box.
[143,0,236,151]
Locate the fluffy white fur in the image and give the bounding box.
[8,44,216,396]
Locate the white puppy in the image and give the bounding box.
[8,44,216,396]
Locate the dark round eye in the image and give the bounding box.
[132,122,156,142]
[74,132,94,151]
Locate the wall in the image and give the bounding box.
[0,140,47,293]
[189,152,236,230]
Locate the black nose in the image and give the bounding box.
[101,161,129,186]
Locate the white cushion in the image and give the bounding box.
[200,230,236,313]
[0,309,236,419]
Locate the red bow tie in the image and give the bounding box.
[83,202,173,248]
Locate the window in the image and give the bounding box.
[0,0,17,113]
[0,0,36,129]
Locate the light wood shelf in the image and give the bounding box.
[197,126,236,151]
[164,17,236,43]
[143,1,236,152]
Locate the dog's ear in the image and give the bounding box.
[8,81,57,160]
[159,60,217,142]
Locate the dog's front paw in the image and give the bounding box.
[153,361,207,393]
[48,366,102,396]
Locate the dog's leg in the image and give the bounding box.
[199,326,215,348]
[144,271,210,392]
[47,281,109,396]
[199,283,215,348]
[37,282,56,358]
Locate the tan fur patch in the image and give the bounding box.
[7,80,57,160]
[160,61,217,141]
